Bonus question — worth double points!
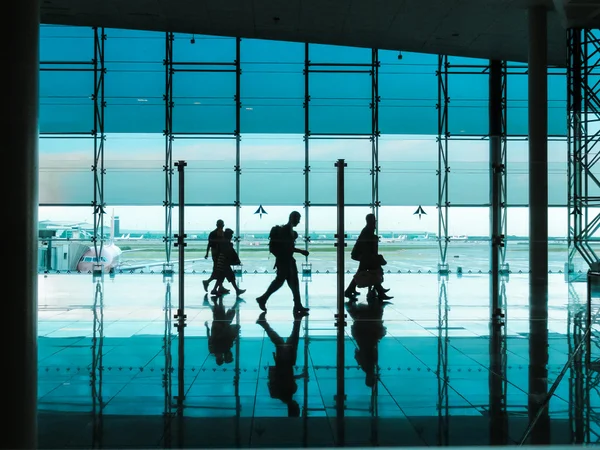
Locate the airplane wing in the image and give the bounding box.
[115,258,206,272]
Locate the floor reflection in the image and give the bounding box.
[36,273,600,447]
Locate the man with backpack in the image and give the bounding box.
[256,211,310,315]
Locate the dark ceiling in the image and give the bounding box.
[40,0,600,66]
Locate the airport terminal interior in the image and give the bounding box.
[13,2,600,447]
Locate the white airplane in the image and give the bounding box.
[116,233,144,240]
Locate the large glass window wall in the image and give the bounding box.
[36,26,600,448]
[38,25,573,275]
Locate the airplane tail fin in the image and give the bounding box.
[110,209,115,244]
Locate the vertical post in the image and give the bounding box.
[164,32,174,269]
[7,0,39,447]
[174,160,187,408]
[335,158,346,446]
[235,38,242,253]
[304,43,311,254]
[371,49,380,227]
[490,59,505,314]
[527,5,550,445]
[437,55,449,274]
[489,59,508,445]
[92,27,106,279]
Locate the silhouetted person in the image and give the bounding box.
[212,228,246,296]
[205,295,242,365]
[257,211,309,314]
[257,310,306,416]
[346,213,392,300]
[203,219,225,293]
[346,299,388,387]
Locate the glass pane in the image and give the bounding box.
[379,136,437,206]
[39,137,93,205]
[104,134,164,205]
[448,141,489,205]
[172,71,236,134]
[104,30,165,133]
[241,40,304,134]
[241,135,304,206]
[309,138,372,205]
[379,51,437,136]
[172,138,237,204]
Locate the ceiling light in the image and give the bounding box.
[137,98,147,102]
[246,107,253,111]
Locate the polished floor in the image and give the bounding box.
[37,273,600,448]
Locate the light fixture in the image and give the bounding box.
[190,34,195,44]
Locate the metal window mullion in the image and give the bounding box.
[371,48,380,229]
[500,61,508,266]
[304,43,311,252]
[92,27,106,268]
[437,55,450,271]
[235,38,241,253]
[164,32,174,265]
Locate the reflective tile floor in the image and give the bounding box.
[37,273,600,448]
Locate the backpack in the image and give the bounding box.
[350,240,363,261]
[269,225,284,257]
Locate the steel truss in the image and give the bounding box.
[91,280,104,448]
[92,27,106,275]
[567,29,600,269]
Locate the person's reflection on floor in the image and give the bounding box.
[204,296,243,365]
[256,309,307,416]
[346,299,389,387]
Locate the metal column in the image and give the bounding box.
[92,27,106,279]
[235,38,242,253]
[7,0,39,446]
[164,32,174,271]
[335,158,347,446]
[527,5,550,444]
[371,49,381,224]
[490,59,507,313]
[304,43,311,254]
[174,160,187,408]
[437,55,450,274]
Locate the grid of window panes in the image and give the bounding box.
[39,25,570,274]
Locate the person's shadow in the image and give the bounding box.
[346,299,389,387]
[256,310,307,416]
[204,295,243,365]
